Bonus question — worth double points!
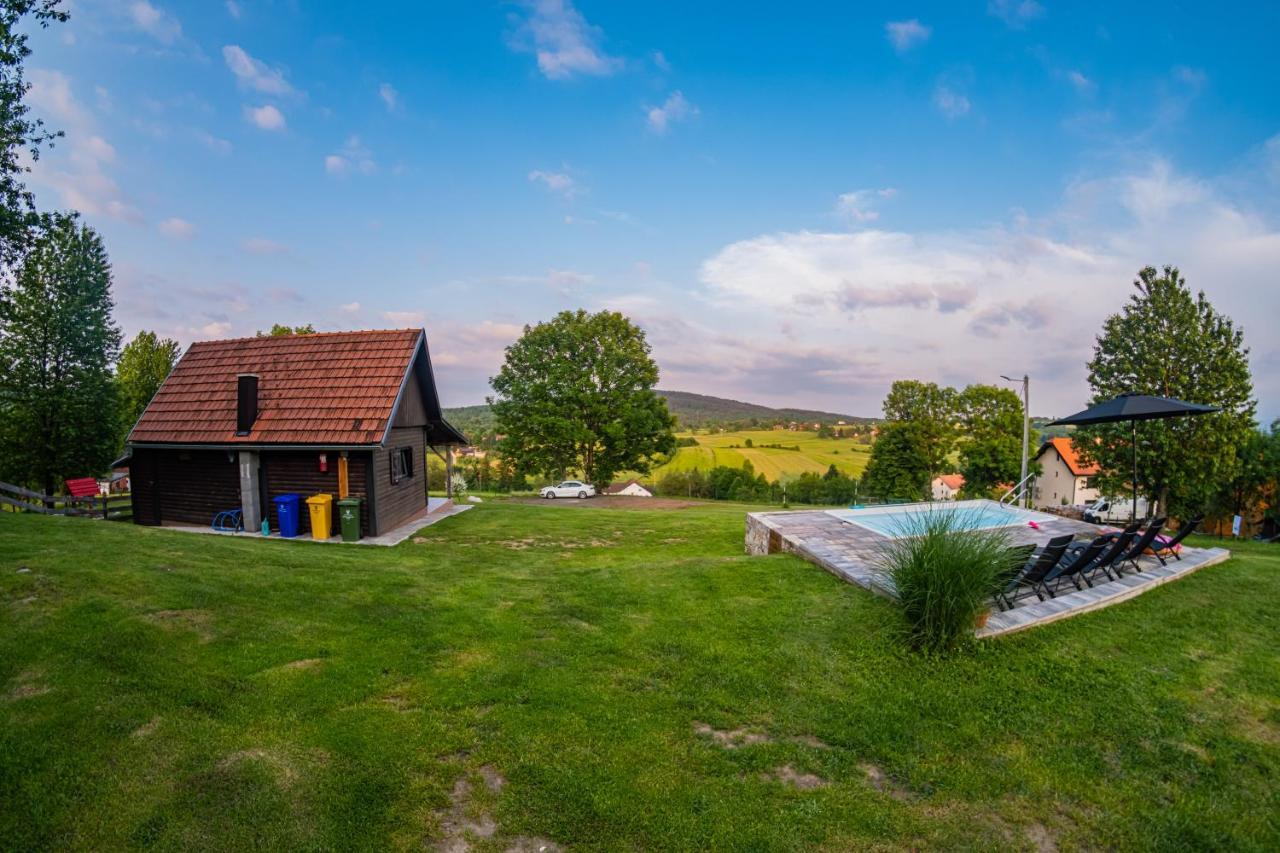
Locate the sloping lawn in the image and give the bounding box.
[1,503,1277,850]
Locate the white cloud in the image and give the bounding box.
[383,310,427,327]
[196,130,232,155]
[199,321,233,338]
[510,0,623,80]
[158,217,195,239]
[652,50,670,71]
[1066,70,1094,93]
[324,136,376,176]
[340,302,361,314]
[695,157,1280,416]
[988,0,1045,28]
[547,269,593,291]
[885,19,930,52]
[244,104,285,131]
[528,168,577,196]
[646,91,698,134]
[25,71,143,224]
[378,82,398,111]
[225,0,241,19]
[222,45,295,96]
[243,237,288,255]
[933,85,971,119]
[1174,65,1207,91]
[129,1,183,44]
[836,188,897,223]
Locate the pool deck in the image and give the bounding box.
[745,507,1230,638]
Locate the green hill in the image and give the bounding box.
[443,390,873,437]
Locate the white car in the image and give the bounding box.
[540,480,595,499]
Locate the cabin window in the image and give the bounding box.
[390,446,414,485]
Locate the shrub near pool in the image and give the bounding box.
[876,510,1018,653]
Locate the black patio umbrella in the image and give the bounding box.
[1048,394,1220,521]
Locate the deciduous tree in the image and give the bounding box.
[0,1,68,268]
[0,214,120,493]
[861,421,931,501]
[256,323,315,336]
[489,310,676,487]
[1081,266,1255,518]
[882,380,957,479]
[957,384,1027,497]
[115,330,180,445]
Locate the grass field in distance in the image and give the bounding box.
[650,428,872,483]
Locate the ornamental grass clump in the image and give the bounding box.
[876,510,1020,653]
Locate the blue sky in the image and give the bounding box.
[21,1,1280,419]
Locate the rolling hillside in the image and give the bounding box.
[443,390,874,436]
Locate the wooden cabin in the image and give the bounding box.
[119,329,466,537]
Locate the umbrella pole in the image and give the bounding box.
[1131,419,1138,522]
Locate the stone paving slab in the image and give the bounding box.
[745,506,1231,636]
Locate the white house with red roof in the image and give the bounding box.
[604,479,653,497]
[931,474,964,501]
[1032,436,1101,509]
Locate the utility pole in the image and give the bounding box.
[1002,374,1030,508]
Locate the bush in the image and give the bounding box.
[875,510,1019,653]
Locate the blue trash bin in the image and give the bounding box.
[272,493,301,538]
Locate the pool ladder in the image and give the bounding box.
[999,472,1036,507]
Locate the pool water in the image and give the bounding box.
[825,499,1057,538]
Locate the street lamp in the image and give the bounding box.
[1001,374,1030,508]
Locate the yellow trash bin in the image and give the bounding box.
[305,493,334,540]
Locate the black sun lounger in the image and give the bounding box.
[1150,517,1201,564]
[997,534,1075,610]
[1118,518,1167,573]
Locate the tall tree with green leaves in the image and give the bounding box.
[860,421,931,501]
[882,379,958,480]
[489,309,676,487]
[256,323,315,336]
[957,384,1027,497]
[0,214,120,493]
[115,330,180,444]
[1081,266,1255,518]
[0,1,67,267]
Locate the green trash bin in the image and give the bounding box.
[337,497,362,542]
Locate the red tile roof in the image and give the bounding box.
[935,474,964,491]
[1042,436,1100,476]
[129,329,423,446]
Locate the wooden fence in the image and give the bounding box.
[0,480,132,520]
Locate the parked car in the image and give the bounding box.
[541,480,595,499]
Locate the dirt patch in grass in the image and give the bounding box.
[693,721,772,749]
[132,715,162,738]
[3,669,50,701]
[280,658,323,671]
[504,838,563,852]
[791,734,831,749]
[432,764,563,852]
[217,747,329,791]
[860,763,913,802]
[762,764,827,790]
[144,609,214,643]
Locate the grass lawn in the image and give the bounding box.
[2,502,1278,850]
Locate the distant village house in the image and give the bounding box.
[931,474,964,501]
[1032,437,1100,508]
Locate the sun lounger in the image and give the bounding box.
[1042,536,1111,595]
[1118,518,1167,573]
[1150,517,1201,564]
[996,534,1075,610]
[1075,523,1140,585]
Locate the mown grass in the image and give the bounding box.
[1,502,1277,850]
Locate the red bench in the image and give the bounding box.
[65,477,100,499]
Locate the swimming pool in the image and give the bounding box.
[825,499,1058,538]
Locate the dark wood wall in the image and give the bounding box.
[372,427,428,534]
[131,447,374,535]
[261,450,371,535]
[129,448,240,526]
